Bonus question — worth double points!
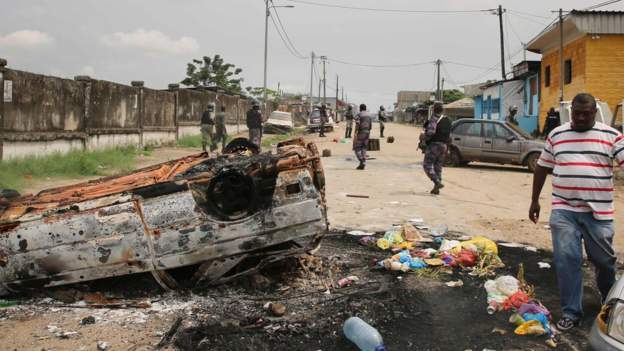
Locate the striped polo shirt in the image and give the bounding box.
[538,122,624,220]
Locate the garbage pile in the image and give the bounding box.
[484,270,557,348]
[356,220,505,277]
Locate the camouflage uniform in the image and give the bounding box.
[246,107,263,150]
[353,111,372,167]
[212,111,228,151]
[345,110,354,138]
[200,109,215,152]
[422,114,451,189]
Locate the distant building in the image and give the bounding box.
[396,91,432,111]
[472,61,541,134]
[526,10,624,129]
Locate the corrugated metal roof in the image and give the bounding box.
[570,10,624,33]
[527,10,624,53]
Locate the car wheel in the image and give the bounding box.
[526,153,539,173]
[446,147,463,167]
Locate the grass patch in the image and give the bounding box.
[0,146,151,191]
[261,129,306,148]
[176,134,234,149]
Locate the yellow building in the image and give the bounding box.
[527,10,624,129]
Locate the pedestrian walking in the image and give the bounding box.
[319,104,328,137]
[378,105,386,137]
[247,101,263,150]
[212,105,228,153]
[353,104,372,170]
[542,107,561,137]
[201,103,215,154]
[344,105,354,138]
[422,102,451,195]
[529,93,624,331]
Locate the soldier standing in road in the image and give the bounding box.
[201,103,215,154]
[319,104,328,137]
[344,105,354,138]
[353,104,372,170]
[422,102,451,195]
[247,101,263,150]
[378,105,386,138]
[542,107,561,137]
[213,105,228,153]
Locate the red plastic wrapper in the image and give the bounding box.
[451,249,478,267]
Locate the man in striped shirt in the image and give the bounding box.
[530,93,624,331]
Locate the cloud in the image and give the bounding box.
[0,30,54,49]
[101,29,199,55]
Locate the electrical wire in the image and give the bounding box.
[507,9,552,19]
[269,13,306,59]
[285,0,493,14]
[584,0,622,10]
[506,12,525,45]
[271,3,307,59]
[328,58,435,68]
[504,12,513,70]
[442,61,493,70]
[507,10,551,26]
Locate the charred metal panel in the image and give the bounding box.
[0,138,326,295]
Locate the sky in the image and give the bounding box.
[1,0,622,111]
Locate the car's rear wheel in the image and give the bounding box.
[526,152,540,173]
[446,147,463,167]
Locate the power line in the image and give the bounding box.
[585,0,622,10]
[269,12,307,59]
[271,4,307,59]
[328,58,434,68]
[507,9,551,19]
[506,11,525,44]
[442,61,493,70]
[285,0,493,14]
[507,10,551,26]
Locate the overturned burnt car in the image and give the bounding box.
[0,138,327,295]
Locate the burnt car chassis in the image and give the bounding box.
[0,138,327,295]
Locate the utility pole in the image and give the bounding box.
[498,5,506,80]
[441,78,445,103]
[335,75,339,103]
[263,0,270,106]
[436,59,441,101]
[318,78,322,104]
[320,56,327,105]
[559,8,564,102]
[309,52,315,111]
[341,86,344,102]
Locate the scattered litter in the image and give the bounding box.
[337,276,359,288]
[491,327,507,335]
[47,325,79,339]
[524,246,538,252]
[498,242,526,249]
[343,317,386,351]
[80,316,96,325]
[346,194,370,199]
[538,262,551,269]
[270,303,287,317]
[322,149,332,157]
[400,223,423,242]
[348,230,374,236]
[484,276,519,314]
[0,299,17,308]
[408,218,424,224]
[97,340,109,350]
[430,224,448,237]
[358,236,377,247]
[445,280,464,288]
[545,338,557,348]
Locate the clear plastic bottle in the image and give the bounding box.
[343,317,386,351]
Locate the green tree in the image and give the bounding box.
[181,54,244,94]
[443,89,465,104]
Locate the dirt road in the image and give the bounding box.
[315,122,624,257]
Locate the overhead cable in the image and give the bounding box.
[507,9,551,19]
[328,58,435,68]
[271,5,307,59]
[269,13,307,59]
[285,0,492,14]
[507,10,551,26]
[584,0,622,10]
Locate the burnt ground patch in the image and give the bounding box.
[170,233,601,351]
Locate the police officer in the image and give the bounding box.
[201,103,215,153]
[344,105,354,138]
[423,102,451,194]
[213,105,228,153]
[319,104,328,137]
[543,107,561,137]
[353,104,372,170]
[378,105,386,137]
[246,101,263,150]
[507,105,519,125]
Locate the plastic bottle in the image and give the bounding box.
[343,317,386,351]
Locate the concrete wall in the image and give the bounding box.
[0,61,252,160]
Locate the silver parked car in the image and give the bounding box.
[447,119,545,172]
[590,277,624,350]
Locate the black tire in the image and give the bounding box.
[526,153,540,173]
[446,147,463,167]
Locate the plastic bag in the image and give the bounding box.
[439,239,461,252]
[400,223,422,242]
[495,276,519,296]
[454,236,498,255]
[514,320,545,336]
